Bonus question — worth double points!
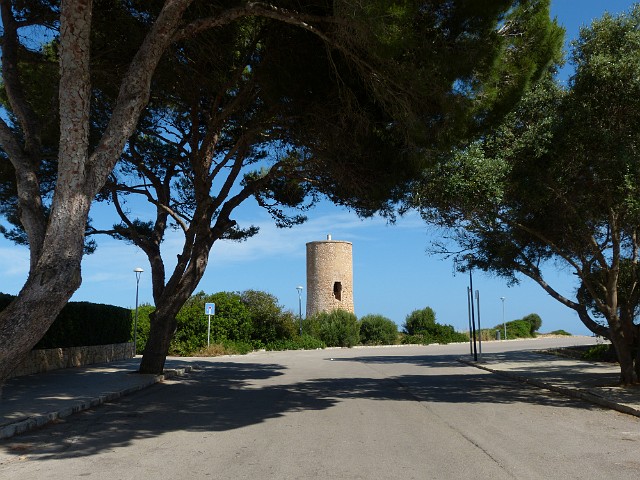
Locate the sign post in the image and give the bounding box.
[205,303,215,347]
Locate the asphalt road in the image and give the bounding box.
[1,339,639,479]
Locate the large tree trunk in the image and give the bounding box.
[608,327,637,385]
[0,0,92,386]
[139,307,179,374]
[138,245,215,373]
[0,218,86,382]
[0,0,193,389]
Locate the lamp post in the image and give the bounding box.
[133,267,144,355]
[296,286,303,335]
[500,296,507,340]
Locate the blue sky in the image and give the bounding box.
[0,1,636,335]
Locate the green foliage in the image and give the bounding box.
[401,307,467,344]
[402,307,436,335]
[401,324,468,345]
[131,303,154,354]
[359,314,398,345]
[133,290,320,356]
[504,320,535,339]
[0,293,131,348]
[521,313,542,335]
[170,291,252,356]
[265,334,326,351]
[303,310,360,347]
[548,329,572,336]
[240,290,297,345]
[583,344,618,362]
[412,6,640,382]
[193,340,255,357]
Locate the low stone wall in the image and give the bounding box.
[9,343,135,379]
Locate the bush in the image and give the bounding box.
[265,334,326,351]
[548,329,572,336]
[504,319,534,339]
[240,290,297,344]
[403,307,436,335]
[169,291,252,356]
[582,344,619,362]
[359,314,398,345]
[521,313,542,335]
[303,309,359,347]
[131,303,154,354]
[400,306,467,344]
[401,324,468,345]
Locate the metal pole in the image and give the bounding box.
[501,296,507,340]
[133,268,143,356]
[207,315,211,347]
[469,269,477,361]
[467,286,473,355]
[476,290,482,359]
[296,286,303,336]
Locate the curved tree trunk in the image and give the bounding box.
[139,307,180,374]
[138,229,216,374]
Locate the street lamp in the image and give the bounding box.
[133,267,144,355]
[500,296,507,340]
[296,286,303,335]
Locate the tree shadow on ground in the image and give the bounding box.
[0,355,604,460]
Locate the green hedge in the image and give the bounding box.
[359,314,398,345]
[303,309,360,347]
[0,292,132,349]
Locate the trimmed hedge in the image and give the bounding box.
[0,292,132,348]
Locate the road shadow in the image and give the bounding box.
[0,355,604,460]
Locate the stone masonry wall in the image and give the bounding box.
[306,239,354,317]
[8,343,135,379]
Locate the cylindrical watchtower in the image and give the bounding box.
[306,235,354,317]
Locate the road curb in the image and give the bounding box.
[0,366,192,440]
[458,358,640,419]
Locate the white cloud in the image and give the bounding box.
[0,246,29,276]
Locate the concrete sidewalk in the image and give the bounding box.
[0,357,195,439]
[460,351,640,418]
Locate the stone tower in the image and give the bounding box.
[306,235,354,317]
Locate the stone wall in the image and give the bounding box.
[8,343,135,379]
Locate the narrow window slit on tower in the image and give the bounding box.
[333,281,342,301]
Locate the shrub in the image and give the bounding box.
[401,306,467,344]
[504,319,534,339]
[403,307,436,335]
[131,303,154,354]
[401,324,468,345]
[265,334,326,351]
[303,309,359,347]
[359,314,398,345]
[521,313,542,335]
[240,289,297,344]
[169,291,252,356]
[548,329,572,336]
[582,344,618,362]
